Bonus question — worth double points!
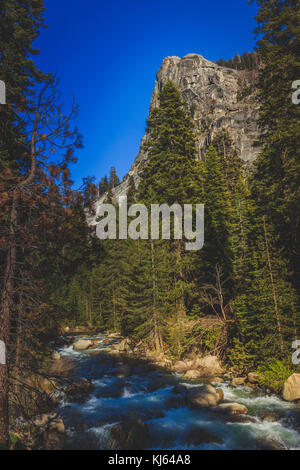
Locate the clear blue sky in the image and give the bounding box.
[35,0,258,188]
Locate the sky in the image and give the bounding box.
[35,0,258,188]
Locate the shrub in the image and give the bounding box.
[257,359,296,394]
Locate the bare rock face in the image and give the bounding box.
[282,373,300,401]
[88,54,261,224]
[144,54,260,163]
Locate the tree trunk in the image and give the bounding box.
[0,192,17,447]
[150,241,163,352]
[174,240,186,318]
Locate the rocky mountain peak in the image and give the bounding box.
[88,53,262,223]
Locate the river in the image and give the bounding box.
[55,334,300,450]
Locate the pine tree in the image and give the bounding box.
[127,175,136,203]
[99,175,109,196]
[199,146,234,297]
[252,0,300,289]
[0,0,49,177]
[115,80,198,350]
[211,129,244,195]
[109,166,120,188]
[138,80,197,205]
[232,216,300,366]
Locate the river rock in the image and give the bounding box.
[171,384,187,394]
[194,356,224,376]
[225,414,256,424]
[180,356,224,378]
[73,339,93,351]
[211,377,224,383]
[215,388,224,402]
[214,402,248,415]
[259,438,287,450]
[65,378,95,403]
[223,372,233,379]
[231,377,247,386]
[283,373,300,401]
[186,427,222,446]
[184,369,202,379]
[187,384,220,408]
[53,335,73,348]
[172,360,193,373]
[114,364,132,378]
[107,332,122,339]
[113,338,132,352]
[52,351,61,360]
[262,415,276,422]
[247,372,260,384]
[108,418,149,450]
[33,412,65,434]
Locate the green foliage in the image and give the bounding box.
[197,145,234,295]
[257,359,296,394]
[228,338,256,374]
[251,0,300,290]
[138,80,197,205]
[216,51,258,70]
[109,166,120,188]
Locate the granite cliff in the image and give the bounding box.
[88,53,261,224]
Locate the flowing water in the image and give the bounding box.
[56,334,300,450]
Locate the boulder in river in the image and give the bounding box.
[172,360,193,373]
[171,383,187,395]
[231,377,247,386]
[194,355,224,376]
[282,373,300,401]
[214,402,248,415]
[107,332,122,339]
[112,338,133,353]
[108,417,149,450]
[186,427,222,446]
[187,384,220,408]
[247,372,260,384]
[172,355,224,377]
[73,339,93,351]
[215,388,224,402]
[65,378,95,403]
[259,438,287,450]
[184,369,202,379]
[211,377,224,383]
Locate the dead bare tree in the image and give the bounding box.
[199,264,232,322]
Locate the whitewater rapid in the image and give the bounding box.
[56,335,300,450]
